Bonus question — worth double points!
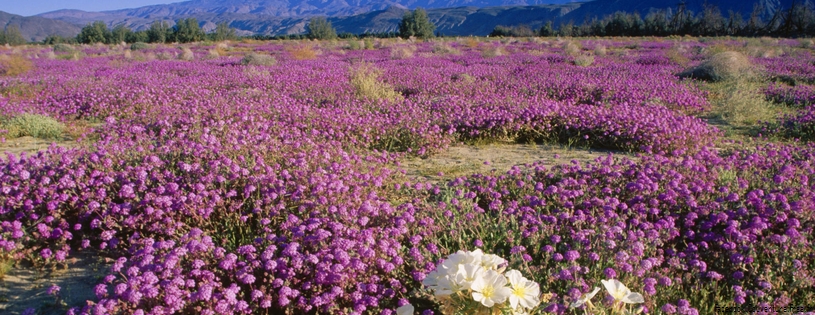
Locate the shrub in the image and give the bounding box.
[179,47,195,61]
[678,51,753,82]
[363,38,375,50]
[347,39,362,50]
[53,43,74,53]
[241,53,277,66]
[0,55,32,76]
[1,113,65,139]
[563,41,581,57]
[593,44,607,56]
[349,63,402,102]
[206,49,221,59]
[573,54,595,67]
[390,45,416,59]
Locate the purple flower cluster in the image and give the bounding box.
[0,40,812,315]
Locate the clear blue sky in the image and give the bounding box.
[1,0,182,16]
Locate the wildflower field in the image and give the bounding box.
[0,37,814,315]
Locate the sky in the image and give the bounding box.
[1,0,182,16]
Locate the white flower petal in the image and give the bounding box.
[621,292,645,304]
[602,279,631,301]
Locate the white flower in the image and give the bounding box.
[569,286,600,309]
[430,275,459,297]
[442,250,483,275]
[454,263,485,290]
[479,253,506,270]
[505,270,541,310]
[396,304,414,315]
[601,279,645,304]
[421,269,441,288]
[471,270,513,307]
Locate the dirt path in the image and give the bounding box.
[0,136,78,160]
[0,251,110,315]
[400,142,634,183]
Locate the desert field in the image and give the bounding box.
[1,36,814,314]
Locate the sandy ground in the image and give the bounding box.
[0,252,110,315]
[0,136,77,160]
[400,142,634,183]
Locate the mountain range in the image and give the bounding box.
[0,0,804,41]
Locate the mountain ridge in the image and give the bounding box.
[3,0,808,41]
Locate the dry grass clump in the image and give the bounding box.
[0,55,33,76]
[573,54,595,67]
[1,113,65,139]
[481,45,506,58]
[710,80,780,126]
[157,52,177,60]
[563,41,582,57]
[349,63,402,103]
[241,53,277,66]
[593,44,607,56]
[123,50,133,59]
[287,45,318,60]
[678,51,753,82]
[800,39,814,49]
[432,42,460,55]
[461,37,480,49]
[206,49,221,59]
[390,45,416,59]
[179,48,195,61]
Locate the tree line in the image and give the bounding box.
[493,1,815,37]
[68,19,237,44]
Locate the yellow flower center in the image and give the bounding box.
[513,287,526,297]
[482,286,495,298]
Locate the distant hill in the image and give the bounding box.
[561,0,793,22]
[0,11,81,42]
[5,0,809,40]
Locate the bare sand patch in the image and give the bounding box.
[0,251,109,315]
[400,142,633,183]
[0,136,77,160]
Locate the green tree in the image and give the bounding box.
[147,21,171,43]
[398,8,435,39]
[539,21,554,36]
[0,25,27,45]
[77,21,110,44]
[210,22,237,41]
[306,17,337,40]
[109,24,132,44]
[127,30,149,43]
[172,18,205,43]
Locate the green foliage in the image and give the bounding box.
[0,25,27,46]
[210,22,237,41]
[306,17,337,40]
[52,43,74,53]
[398,8,435,39]
[77,21,110,44]
[172,18,205,43]
[489,25,536,37]
[147,21,171,44]
[109,24,132,44]
[539,21,554,36]
[42,35,69,45]
[127,30,149,44]
[1,113,65,139]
